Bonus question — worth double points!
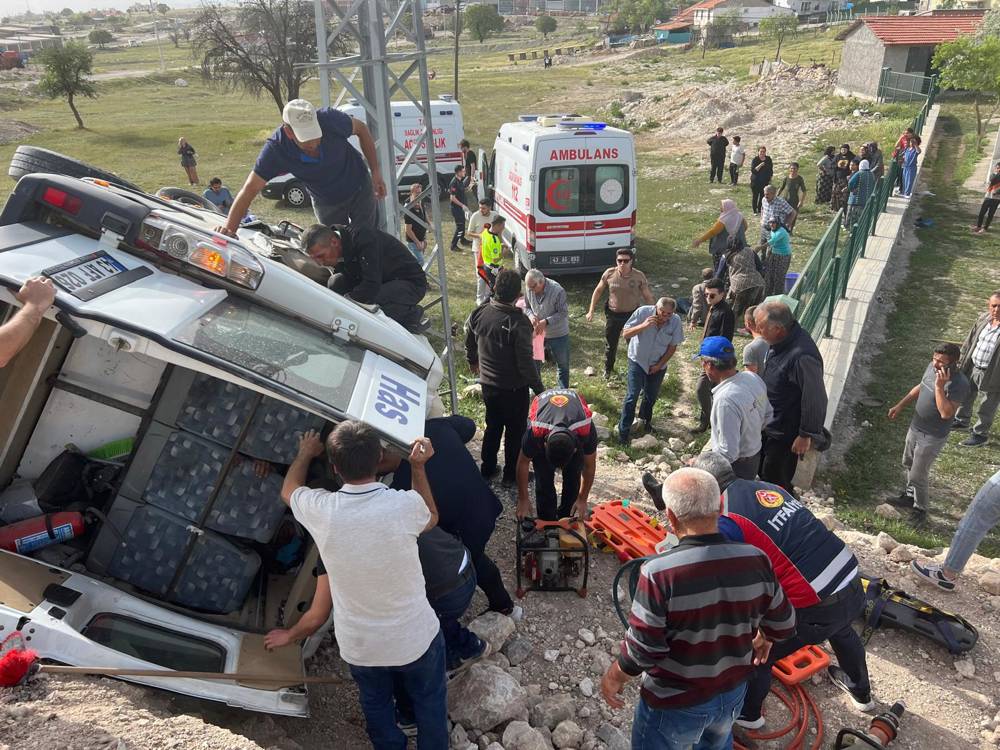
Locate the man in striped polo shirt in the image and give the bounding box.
[601,468,795,750]
[689,452,874,728]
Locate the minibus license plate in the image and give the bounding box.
[552,255,581,265]
[43,251,151,301]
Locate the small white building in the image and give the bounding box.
[771,0,836,21]
[691,0,797,28]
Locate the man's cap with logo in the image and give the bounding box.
[282,99,323,142]
[695,336,736,361]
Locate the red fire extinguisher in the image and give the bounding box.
[0,512,87,554]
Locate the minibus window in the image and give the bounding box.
[541,168,580,216]
[595,166,627,213]
[174,297,364,413]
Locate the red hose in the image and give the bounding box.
[735,683,824,750]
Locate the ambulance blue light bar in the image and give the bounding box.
[557,121,607,130]
[519,114,540,122]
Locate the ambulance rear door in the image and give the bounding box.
[535,136,589,271]
[583,133,635,258]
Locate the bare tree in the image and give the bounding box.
[191,0,346,114]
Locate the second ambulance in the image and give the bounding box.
[483,115,637,276]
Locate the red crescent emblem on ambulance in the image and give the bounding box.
[546,179,570,211]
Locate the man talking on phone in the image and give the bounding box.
[885,343,970,527]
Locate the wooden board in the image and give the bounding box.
[0,550,70,612]
[236,632,305,690]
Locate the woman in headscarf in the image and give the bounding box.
[831,143,855,212]
[691,198,747,276]
[723,235,764,321]
[815,146,836,205]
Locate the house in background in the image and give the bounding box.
[690,0,797,27]
[772,0,836,21]
[835,11,985,100]
[919,0,992,11]
[653,19,694,43]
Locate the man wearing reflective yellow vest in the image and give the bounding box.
[478,216,508,301]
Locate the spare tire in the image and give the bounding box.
[155,187,221,213]
[8,146,142,192]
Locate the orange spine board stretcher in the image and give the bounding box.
[585,500,666,562]
[771,644,830,686]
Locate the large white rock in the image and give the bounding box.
[529,695,576,730]
[503,721,549,750]
[448,664,528,732]
[875,503,903,520]
[631,434,658,450]
[596,722,630,750]
[980,572,1000,596]
[889,545,915,563]
[469,612,516,653]
[553,720,585,749]
[876,531,898,553]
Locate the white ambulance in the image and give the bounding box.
[343,95,466,192]
[482,116,637,275]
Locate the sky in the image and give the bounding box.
[4,0,206,16]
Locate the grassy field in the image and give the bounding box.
[88,40,196,75]
[6,26,982,505]
[828,104,1000,555]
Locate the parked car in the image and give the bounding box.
[261,172,311,209]
[0,154,443,717]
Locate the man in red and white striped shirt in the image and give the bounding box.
[601,468,795,750]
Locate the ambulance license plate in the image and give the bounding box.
[43,251,152,301]
[551,255,581,266]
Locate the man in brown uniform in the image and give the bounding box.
[586,248,655,380]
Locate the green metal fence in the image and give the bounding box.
[877,69,936,104]
[786,82,937,343]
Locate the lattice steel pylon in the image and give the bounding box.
[310,0,458,413]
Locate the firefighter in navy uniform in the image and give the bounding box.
[515,389,598,522]
[642,450,875,728]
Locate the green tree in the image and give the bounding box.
[758,14,797,61]
[37,42,97,129]
[60,7,73,16]
[933,35,1000,143]
[463,4,504,43]
[535,14,557,39]
[156,3,170,14]
[701,10,741,56]
[607,0,673,34]
[88,29,113,48]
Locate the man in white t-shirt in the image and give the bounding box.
[280,422,446,748]
[729,135,746,186]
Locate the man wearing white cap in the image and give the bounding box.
[217,99,386,236]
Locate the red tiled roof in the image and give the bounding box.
[859,14,984,45]
[668,0,730,25]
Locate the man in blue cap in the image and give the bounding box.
[697,336,772,479]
